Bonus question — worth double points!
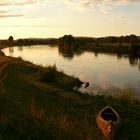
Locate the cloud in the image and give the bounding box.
[0,14,23,18]
[0,10,7,14]
[0,0,139,18]
[61,0,140,13]
[0,0,38,6]
[0,10,23,18]
[115,0,139,5]
[62,0,140,7]
[0,1,39,18]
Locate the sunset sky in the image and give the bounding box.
[0,0,140,39]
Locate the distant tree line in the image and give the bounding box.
[95,34,140,44]
[0,36,58,46]
[58,34,140,55]
[0,34,140,55]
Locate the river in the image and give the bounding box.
[2,45,140,96]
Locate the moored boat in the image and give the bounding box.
[96,105,120,140]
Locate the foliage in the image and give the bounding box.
[8,36,14,43]
[58,35,80,49]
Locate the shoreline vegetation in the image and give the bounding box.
[0,35,140,140]
[1,34,140,55]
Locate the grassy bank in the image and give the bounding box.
[0,48,140,140]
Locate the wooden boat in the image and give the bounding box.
[96,105,120,140]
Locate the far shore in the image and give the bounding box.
[1,34,140,57]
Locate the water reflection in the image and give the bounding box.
[7,46,140,70]
[2,45,140,96]
[58,46,74,60]
[9,47,14,54]
[129,55,140,68]
[94,51,99,57]
[117,54,123,60]
[58,45,83,60]
[93,51,140,71]
[17,46,23,51]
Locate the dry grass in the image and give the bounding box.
[110,89,135,102]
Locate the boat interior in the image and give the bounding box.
[101,108,118,121]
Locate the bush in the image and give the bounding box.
[40,65,57,83]
[39,65,82,90]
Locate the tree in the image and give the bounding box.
[129,35,139,55]
[58,35,79,49]
[8,36,14,43]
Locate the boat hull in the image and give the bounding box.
[96,105,120,140]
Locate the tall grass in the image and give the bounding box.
[39,65,82,91]
[110,89,136,102]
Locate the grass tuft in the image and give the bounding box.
[39,65,83,91]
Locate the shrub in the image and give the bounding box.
[39,65,82,90]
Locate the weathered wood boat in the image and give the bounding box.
[96,105,120,140]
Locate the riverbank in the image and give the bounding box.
[0,46,140,140]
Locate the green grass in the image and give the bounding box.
[0,55,140,140]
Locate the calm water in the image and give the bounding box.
[2,45,140,96]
